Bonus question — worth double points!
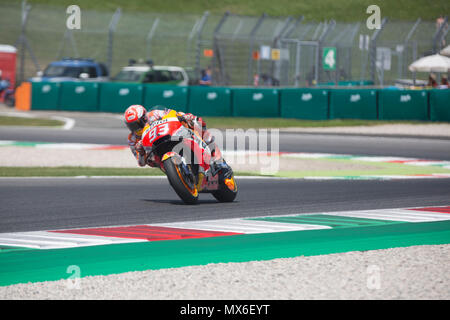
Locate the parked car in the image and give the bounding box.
[112,60,189,86]
[29,58,109,82]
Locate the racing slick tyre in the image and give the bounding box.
[212,174,237,203]
[163,157,199,205]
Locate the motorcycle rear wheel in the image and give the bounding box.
[163,157,199,204]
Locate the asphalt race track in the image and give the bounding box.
[1,115,450,233]
[1,177,450,233]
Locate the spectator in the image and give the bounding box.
[253,73,259,86]
[199,67,212,86]
[436,15,445,31]
[440,75,449,88]
[427,73,438,88]
[0,70,10,94]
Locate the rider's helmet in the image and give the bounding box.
[124,105,147,132]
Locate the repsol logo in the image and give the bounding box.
[400,94,411,102]
[350,94,361,102]
[301,93,312,101]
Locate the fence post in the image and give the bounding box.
[212,11,230,85]
[16,0,41,84]
[18,1,30,84]
[107,8,122,76]
[146,17,160,60]
[271,17,293,85]
[317,20,335,84]
[368,17,387,84]
[194,11,210,80]
[56,29,79,60]
[433,16,448,53]
[247,13,266,85]
[401,18,421,79]
[283,15,304,39]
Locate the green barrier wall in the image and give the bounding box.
[232,88,279,117]
[143,85,189,112]
[59,82,100,112]
[31,82,61,110]
[280,88,329,120]
[188,86,232,117]
[329,89,378,120]
[98,82,144,113]
[28,81,449,122]
[429,89,450,122]
[379,90,429,120]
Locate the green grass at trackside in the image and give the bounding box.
[18,0,450,21]
[0,116,64,127]
[276,159,450,178]
[203,117,428,129]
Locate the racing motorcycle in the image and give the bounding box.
[141,110,237,204]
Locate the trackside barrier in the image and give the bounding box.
[143,85,189,113]
[280,88,329,120]
[329,89,378,120]
[30,82,61,110]
[378,89,429,121]
[20,81,450,122]
[60,82,100,112]
[232,88,280,117]
[429,89,450,122]
[98,82,144,113]
[188,86,232,117]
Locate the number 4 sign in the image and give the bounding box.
[322,47,337,71]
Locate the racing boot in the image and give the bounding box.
[210,158,233,179]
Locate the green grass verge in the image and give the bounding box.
[204,117,427,129]
[276,159,450,178]
[0,116,64,127]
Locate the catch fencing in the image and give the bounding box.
[1,1,448,87]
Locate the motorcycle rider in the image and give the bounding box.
[124,105,229,178]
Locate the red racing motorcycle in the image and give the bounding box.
[141,110,237,204]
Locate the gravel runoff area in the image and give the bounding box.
[1,244,448,300]
[281,124,450,137]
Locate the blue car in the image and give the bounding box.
[29,58,109,82]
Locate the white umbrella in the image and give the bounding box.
[408,54,450,73]
[440,45,450,57]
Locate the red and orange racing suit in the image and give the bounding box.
[127,109,212,167]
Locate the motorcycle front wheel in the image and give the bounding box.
[163,156,199,205]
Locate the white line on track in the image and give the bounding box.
[0,111,76,130]
[49,116,76,130]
